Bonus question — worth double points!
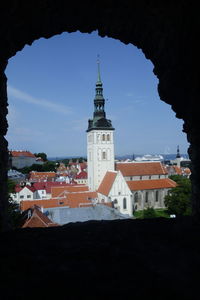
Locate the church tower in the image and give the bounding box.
[86,59,115,191]
[176,145,181,167]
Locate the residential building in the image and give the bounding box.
[22,205,59,228]
[9,150,43,169]
[29,171,56,182]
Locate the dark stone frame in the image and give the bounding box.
[0,1,199,229]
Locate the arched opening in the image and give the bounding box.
[0,3,199,231]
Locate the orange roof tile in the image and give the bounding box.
[116,162,167,176]
[97,171,117,196]
[30,171,56,179]
[127,178,177,191]
[51,185,88,198]
[22,206,59,228]
[11,150,35,158]
[20,191,97,211]
[184,168,191,175]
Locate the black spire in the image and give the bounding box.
[176,145,181,158]
[87,57,114,132]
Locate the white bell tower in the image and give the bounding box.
[87,59,115,191]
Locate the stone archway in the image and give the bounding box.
[0,2,199,229]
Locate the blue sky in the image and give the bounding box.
[5,31,189,158]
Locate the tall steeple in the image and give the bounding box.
[87,57,114,132]
[86,57,115,191]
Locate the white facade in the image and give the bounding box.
[132,189,169,211]
[87,130,115,191]
[11,186,48,203]
[98,171,133,217]
[11,186,35,203]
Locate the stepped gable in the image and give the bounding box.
[97,171,117,196]
[116,162,167,176]
[127,178,177,191]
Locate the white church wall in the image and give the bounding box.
[132,188,168,211]
[109,172,133,216]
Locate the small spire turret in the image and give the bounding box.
[176,145,181,158]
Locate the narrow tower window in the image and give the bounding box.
[102,151,106,160]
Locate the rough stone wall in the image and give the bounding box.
[0,1,199,228]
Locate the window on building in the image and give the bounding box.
[140,176,142,180]
[102,134,105,141]
[123,197,127,209]
[27,195,31,198]
[145,192,149,203]
[134,192,139,203]
[102,151,106,160]
[130,177,133,180]
[20,195,24,199]
[155,190,159,202]
[107,134,110,141]
[149,176,151,179]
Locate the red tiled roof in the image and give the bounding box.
[29,171,56,181]
[20,191,97,211]
[11,151,35,158]
[22,206,59,228]
[51,185,88,198]
[97,171,117,196]
[127,178,177,191]
[33,182,74,193]
[75,171,87,179]
[116,162,167,176]
[15,185,36,193]
[184,168,191,175]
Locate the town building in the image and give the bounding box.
[29,171,56,182]
[9,150,44,169]
[22,205,59,228]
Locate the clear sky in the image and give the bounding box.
[5,30,189,158]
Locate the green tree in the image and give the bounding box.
[7,179,23,228]
[164,175,192,216]
[42,161,56,171]
[143,207,157,219]
[34,152,47,161]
